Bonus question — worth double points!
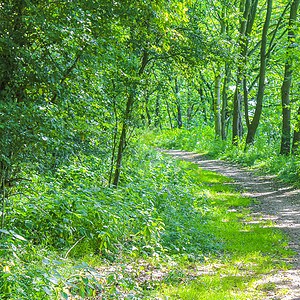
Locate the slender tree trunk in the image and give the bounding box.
[280,0,300,155]
[112,93,134,187]
[174,78,182,128]
[154,95,160,128]
[1,183,6,230]
[112,51,148,187]
[108,99,118,187]
[145,95,151,126]
[245,0,273,145]
[187,88,192,129]
[200,87,207,123]
[292,105,300,153]
[214,12,226,138]
[233,0,259,144]
[165,99,173,130]
[195,86,207,123]
[214,65,222,137]
[221,64,230,140]
[233,83,243,143]
[187,106,191,128]
[232,0,251,144]
[177,104,182,128]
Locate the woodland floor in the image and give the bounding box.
[157,148,300,300]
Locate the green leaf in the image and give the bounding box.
[0,229,10,235]
[43,286,52,296]
[82,277,89,285]
[79,286,85,298]
[60,291,68,300]
[12,233,27,241]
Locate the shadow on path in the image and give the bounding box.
[156,148,300,299]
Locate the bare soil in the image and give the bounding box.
[157,148,300,300]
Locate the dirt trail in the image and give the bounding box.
[158,148,300,300]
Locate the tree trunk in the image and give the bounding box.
[112,93,134,187]
[145,95,151,126]
[154,95,160,128]
[177,104,182,128]
[214,65,222,137]
[280,0,300,155]
[186,87,192,128]
[221,63,230,140]
[187,106,193,129]
[165,99,173,130]
[245,0,272,145]
[214,11,227,138]
[174,78,182,128]
[232,0,251,144]
[200,87,207,123]
[292,105,300,154]
[112,51,148,187]
[195,86,207,123]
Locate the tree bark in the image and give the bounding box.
[232,0,251,144]
[292,105,300,154]
[174,78,182,128]
[186,88,193,128]
[245,0,273,145]
[214,66,222,137]
[154,94,160,128]
[221,63,230,140]
[214,11,226,138]
[177,104,182,128]
[200,87,207,123]
[112,93,134,187]
[165,99,174,130]
[280,0,300,155]
[145,95,151,126]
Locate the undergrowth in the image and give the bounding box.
[145,126,300,186]
[0,141,293,299]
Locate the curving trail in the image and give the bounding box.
[157,148,300,300]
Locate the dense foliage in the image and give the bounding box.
[1,0,300,298]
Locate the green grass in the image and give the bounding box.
[0,144,294,299]
[89,154,291,299]
[145,156,292,299]
[144,127,300,186]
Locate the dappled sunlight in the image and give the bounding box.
[158,148,300,299]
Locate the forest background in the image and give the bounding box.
[1,0,300,299]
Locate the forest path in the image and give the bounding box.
[157,148,300,300]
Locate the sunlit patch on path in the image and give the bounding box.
[157,148,300,299]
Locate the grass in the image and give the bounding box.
[147,159,292,300]
[145,126,300,187]
[86,154,292,299]
[1,145,294,299]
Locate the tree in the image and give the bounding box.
[245,0,273,145]
[233,0,258,144]
[292,105,300,153]
[111,0,192,187]
[0,0,116,226]
[280,0,300,155]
